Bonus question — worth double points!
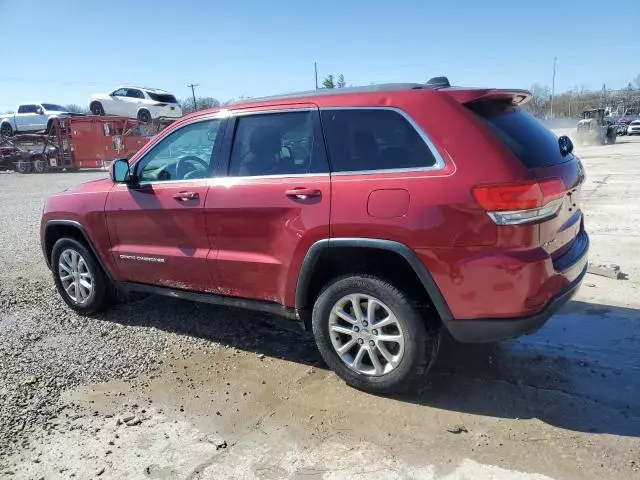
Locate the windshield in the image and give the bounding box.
[40,104,69,112]
[146,92,178,104]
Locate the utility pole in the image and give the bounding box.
[314,62,318,90]
[187,83,198,111]
[550,57,557,119]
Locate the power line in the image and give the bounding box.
[187,83,199,111]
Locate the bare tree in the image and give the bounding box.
[180,97,221,114]
[65,104,89,114]
[526,83,551,118]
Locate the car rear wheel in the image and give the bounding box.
[312,275,439,393]
[51,237,115,315]
[137,109,152,124]
[0,123,13,138]
[90,102,105,116]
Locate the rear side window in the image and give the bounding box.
[320,109,437,173]
[147,92,178,104]
[126,89,145,99]
[229,111,328,177]
[468,101,568,168]
[18,105,38,113]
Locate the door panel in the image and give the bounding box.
[206,175,330,304]
[15,105,37,131]
[105,116,226,291]
[205,107,330,306]
[106,182,214,291]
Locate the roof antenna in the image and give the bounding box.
[426,76,450,88]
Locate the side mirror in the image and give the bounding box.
[36,108,44,115]
[110,158,131,183]
[558,135,573,157]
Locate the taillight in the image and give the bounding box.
[473,179,566,225]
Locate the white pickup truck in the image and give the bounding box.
[0,104,77,137]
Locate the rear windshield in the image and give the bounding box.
[41,104,69,112]
[468,101,568,168]
[146,92,177,104]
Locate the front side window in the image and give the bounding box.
[321,109,437,173]
[135,119,222,182]
[18,105,37,114]
[228,111,327,177]
[112,88,128,97]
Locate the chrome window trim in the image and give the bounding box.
[319,106,447,175]
[229,107,316,117]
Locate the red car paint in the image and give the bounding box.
[41,84,587,337]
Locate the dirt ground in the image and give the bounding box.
[1,132,639,479]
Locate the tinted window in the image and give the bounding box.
[126,89,144,99]
[229,111,327,177]
[468,101,569,168]
[18,105,38,114]
[136,119,222,182]
[147,92,178,104]
[320,109,437,173]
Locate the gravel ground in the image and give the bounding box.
[0,171,166,460]
[0,170,312,469]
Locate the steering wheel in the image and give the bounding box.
[176,155,208,179]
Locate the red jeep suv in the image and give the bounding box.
[41,78,588,393]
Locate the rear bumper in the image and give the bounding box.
[444,263,586,343]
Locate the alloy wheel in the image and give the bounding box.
[58,249,94,304]
[328,294,405,376]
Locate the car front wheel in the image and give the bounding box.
[51,237,115,315]
[312,275,438,393]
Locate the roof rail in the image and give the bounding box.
[231,80,451,105]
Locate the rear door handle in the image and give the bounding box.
[285,188,322,200]
[172,191,199,201]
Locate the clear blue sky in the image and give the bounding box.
[2,0,639,112]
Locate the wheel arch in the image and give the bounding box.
[295,238,453,328]
[42,220,113,280]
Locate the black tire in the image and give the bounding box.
[51,237,115,315]
[312,275,439,394]
[90,102,105,116]
[15,159,32,174]
[0,122,13,138]
[137,109,152,124]
[33,156,49,173]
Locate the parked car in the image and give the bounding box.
[41,79,588,393]
[89,87,182,123]
[628,120,640,136]
[0,103,76,137]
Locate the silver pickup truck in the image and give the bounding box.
[0,103,76,137]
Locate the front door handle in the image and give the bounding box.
[172,191,199,201]
[285,188,322,200]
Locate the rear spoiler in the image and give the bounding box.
[443,88,532,106]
